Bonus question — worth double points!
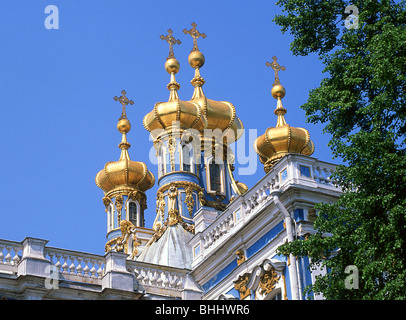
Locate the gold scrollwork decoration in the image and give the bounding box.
[184,186,195,217]
[258,270,280,296]
[115,195,124,224]
[233,273,251,300]
[236,249,246,266]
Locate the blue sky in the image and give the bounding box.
[0,1,338,255]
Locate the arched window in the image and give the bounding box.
[181,143,193,172]
[208,158,223,193]
[158,147,165,177]
[128,202,138,226]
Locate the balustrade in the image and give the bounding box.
[0,241,22,273]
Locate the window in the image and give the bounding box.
[107,204,114,231]
[128,202,137,226]
[158,147,165,177]
[193,244,201,257]
[299,165,311,178]
[280,168,288,182]
[209,161,222,192]
[182,144,192,172]
[234,208,241,222]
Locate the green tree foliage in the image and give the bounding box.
[274,0,406,299]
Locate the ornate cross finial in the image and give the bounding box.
[266,56,286,86]
[183,22,207,51]
[160,29,182,59]
[113,90,134,120]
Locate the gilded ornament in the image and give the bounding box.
[102,196,112,213]
[167,184,180,226]
[183,22,207,53]
[198,190,206,207]
[265,56,286,87]
[258,270,280,296]
[184,186,195,217]
[168,134,176,171]
[236,249,246,266]
[113,90,134,120]
[105,236,124,253]
[160,29,181,60]
[234,274,251,300]
[115,195,124,220]
[156,191,166,221]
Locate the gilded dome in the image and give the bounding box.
[143,57,207,138]
[96,118,155,195]
[187,51,244,145]
[254,84,315,173]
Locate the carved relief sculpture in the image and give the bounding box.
[167,184,179,225]
[258,270,280,296]
[184,186,195,217]
[234,274,251,300]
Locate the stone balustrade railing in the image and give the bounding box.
[127,260,189,297]
[0,240,23,274]
[0,237,196,298]
[45,247,105,284]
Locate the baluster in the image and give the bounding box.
[62,255,69,274]
[12,248,20,265]
[244,200,251,215]
[169,273,176,288]
[176,275,183,288]
[325,168,332,184]
[97,262,104,279]
[248,197,255,214]
[228,213,235,228]
[261,183,268,202]
[0,245,4,264]
[203,236,209,249]
[90,260,97,278]
[143,269,150,285]
[163,271,170,288]
[318,167,325,183]
[150,270,157,286]
[313,166,320,183]
[156,270,163,287]
[4,247,12,265]
[266,181,273,201]
[76,257,83,276]
[54,254,62,273]
[135,268,144,282]
[69,256,76,275]
[83,258,90,277]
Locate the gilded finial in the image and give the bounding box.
[114,90,134,120]
[183,22,206,52]
[266,56,286,87]
[160,29,182,60]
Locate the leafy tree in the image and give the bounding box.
[274,0,406,299]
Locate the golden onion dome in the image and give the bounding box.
[96,111,155,195]
[187,50,244,145]
[254,84,315,173]
[143,57,207,138]
[254,57,314,173]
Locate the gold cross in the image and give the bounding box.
[266,56,286,86]
[160,29,182,59]
[183,22,206,51]
[113,90,134,120]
